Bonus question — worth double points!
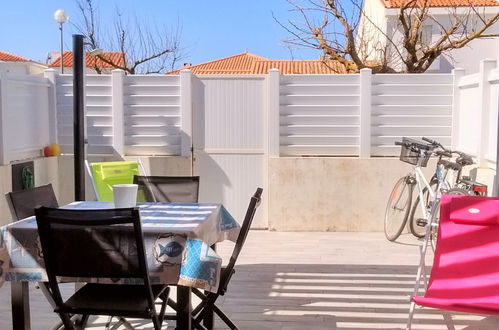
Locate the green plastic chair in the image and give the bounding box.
[88,161,141,201]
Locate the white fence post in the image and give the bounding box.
[44,69,58,144]
[268,69,280,157]
[451,68,465,151]
[359,68,372,158]
[111,69,125,156]
[180,69,193,157]
[477,59,496,166]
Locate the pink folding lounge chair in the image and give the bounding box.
[407,194,499,329]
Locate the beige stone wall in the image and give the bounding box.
[0,155,494,231]
[268,157,438,232]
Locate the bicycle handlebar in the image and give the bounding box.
[395,137,473,166]
[435,150,453,158]
[422,137,441,146]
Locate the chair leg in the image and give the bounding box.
[213,304,238,330]
[58,313,76,330]
[152,315,162,330]
[406,301,416,330]
[443,312,456,330]
[107,317,134,330]
[75,314,89,330]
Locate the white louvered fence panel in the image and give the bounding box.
[280,74,361,156]
[371,74,454,156]
[124,75,181,155]
[56,74,113,154]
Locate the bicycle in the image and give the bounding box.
[384,137,444,241]
[408,145,488,239]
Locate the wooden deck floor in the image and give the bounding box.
[1,231,499,329]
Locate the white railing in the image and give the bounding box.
[123,73,183,156]
[277,72,361,156]
[454,59,498,169]
[54,70,190,157]
[0,62,497,169]
[0,65,52,164]
[270,69,454,157]
[55,72,113,155]
[371,73,453,156]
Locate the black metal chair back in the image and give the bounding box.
[6,184,58,220]
[133,175,200,203]
[34,206,163,328]
[219,187,262,294]
[190,188,263,329]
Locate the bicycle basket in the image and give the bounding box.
[399,137,432,167]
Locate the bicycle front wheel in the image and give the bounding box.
[384,176,413,241]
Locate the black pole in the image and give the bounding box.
[73,34,85,201]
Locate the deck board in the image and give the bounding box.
[1,231,498,329]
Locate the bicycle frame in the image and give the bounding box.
[407,163,449,329]
[414,163,451,222]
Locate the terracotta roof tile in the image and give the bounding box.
[382,0,498,8]
[166,52,347,75]
[253,60,347,74]
[168,52,269,74]
[49,51,125,69]
[0,51,30,62]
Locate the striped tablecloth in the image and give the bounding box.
[0,201,240,293]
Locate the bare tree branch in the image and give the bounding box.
[278,0,499,73]
[72,0,184,74]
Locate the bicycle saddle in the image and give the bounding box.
[456,154,474,166]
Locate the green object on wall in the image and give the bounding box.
[91,161,139,201]
[21,167,34,190]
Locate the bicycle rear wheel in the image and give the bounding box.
[446,187,470,196]
[430,188,472,251]
[429,188,468,251]
[384,176,413,241]
[409,180,438,238]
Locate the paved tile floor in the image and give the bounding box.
[1,231,499,329]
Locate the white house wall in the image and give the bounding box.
[357,0,389,61]
[384,9,499,73]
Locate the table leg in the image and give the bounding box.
[202,244,216,329]
[177,286,192,329]
[11,281,31,330]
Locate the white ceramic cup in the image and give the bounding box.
[113,184,138,208]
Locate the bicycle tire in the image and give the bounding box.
[430,188,468,251]
[429,199,441,252]
[446,187,470,196]
[384,176,413,241]
[409,180,438,238]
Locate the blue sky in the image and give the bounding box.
[1,0,320,66]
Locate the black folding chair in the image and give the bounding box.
[189,187,263,330]
[133,175,200,203]
[6,184,59,220]
[35,206,169,330]
[5,184,76,329]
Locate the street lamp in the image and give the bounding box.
[54,9,69,73]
